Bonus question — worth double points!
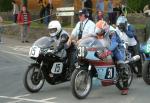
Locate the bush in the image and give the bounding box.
[0,0,13,12]
[127,0,150,13]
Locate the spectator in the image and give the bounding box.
[12,0,19,23]
[113,3,122,24]
[0,16,4,43]
[83,0,93,20]
[44,0,53,25]
[17,6,31,43]
[121,3,127,16]
[143,4,150,16]
[108,0,114,24]
[38,0,46,23]
[96,0,104,12]
[96,10,104,21]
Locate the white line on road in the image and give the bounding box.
[13,94,30,98]
[0,95,56,103]
[0,49,28,57]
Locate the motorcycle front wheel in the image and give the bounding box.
[71,68,92,99]
[23,63,45,93]
[116,64,133,90]
[143,61,150,85]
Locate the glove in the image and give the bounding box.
[99,50,112,59]
[47,49,57,54]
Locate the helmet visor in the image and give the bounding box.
[49,28,57,34]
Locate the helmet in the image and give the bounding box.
[48,20,62,36]
[78,8,89,17]
[95,20,109,35]
[116,16,127,26]
[116,16,127,32]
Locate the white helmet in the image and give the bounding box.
[48,20,62,36]
[116,16,127,26]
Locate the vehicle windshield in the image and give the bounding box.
[147,37,150,44]
[78,37,105,48]
[33,36,57,49]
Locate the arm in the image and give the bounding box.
[125,25,135,38]
[108,33,118,51]
[55,33,69,52]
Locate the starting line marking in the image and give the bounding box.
[0,95,56,103]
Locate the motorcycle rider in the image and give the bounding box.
[95,20,129,95]
[48,20,69,55]
[116,16,142,77]
[69,8,96,67]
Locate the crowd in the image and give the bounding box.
[11,0,53,43]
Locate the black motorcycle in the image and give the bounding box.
[24,36,75,92]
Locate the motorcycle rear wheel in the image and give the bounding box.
[71,68,92,99]
[143,61,150,85]
[23,63,45,93]
[116,64,133,90]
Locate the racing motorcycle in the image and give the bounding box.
[140,38,150,85]
[71,37,140,99]
[24,36,75,93]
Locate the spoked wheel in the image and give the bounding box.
[143,61,150,85]
[116,64,133,90]
[24,63,45,93]
[71,68,92,99]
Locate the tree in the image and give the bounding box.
[0,0,13,12]
[127,0,150,13]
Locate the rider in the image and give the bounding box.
[95,20,129,95]
[69,8,96,67]
[48,20,69,54]
[116,16,142,77]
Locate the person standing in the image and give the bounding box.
[97,10,104,21]
[44,0,53,25]
[38,0,46,23]
[12,0,19,23]
[108,0,114,25]
[83,0,93,20]
[17,5,31,43]
[96,0,104,12]
[0,16,4,43]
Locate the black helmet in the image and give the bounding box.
[78,8,89,17]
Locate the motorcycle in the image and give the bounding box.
[140,39,150,85]
[71,37,140,99]
[24,36,75,92]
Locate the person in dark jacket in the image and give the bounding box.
[83,0,93,20]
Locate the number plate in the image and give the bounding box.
[29,46,40,57]
[51,62,63,74]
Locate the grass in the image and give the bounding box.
[2,20,145,30]
[134,24,146,29]
[2,20,46,29]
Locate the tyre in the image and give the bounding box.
[71,68,92,99]
[116,64,133,90]
[142,61,150,85]
[24,63,45,93]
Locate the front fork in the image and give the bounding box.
[36,61,43,80]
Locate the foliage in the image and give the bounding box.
[0,0,13,12]
[127,0,150,13]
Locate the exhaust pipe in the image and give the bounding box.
[125,55,140,63]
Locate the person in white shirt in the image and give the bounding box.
[69,8,96,68]
[71,8,96,42]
